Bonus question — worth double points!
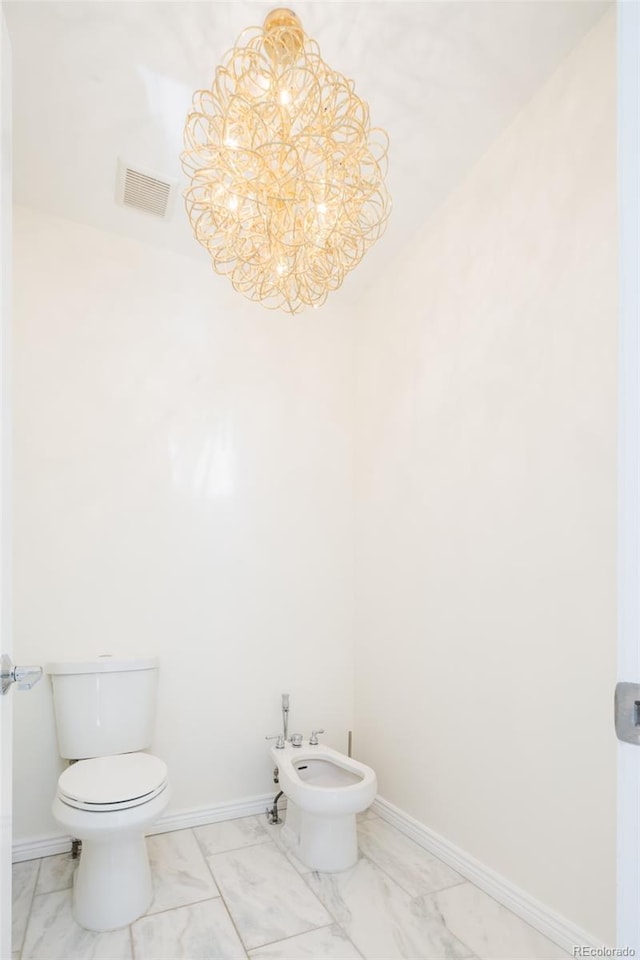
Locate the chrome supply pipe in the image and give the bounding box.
[282,693,290,742]
[266,790,284,825]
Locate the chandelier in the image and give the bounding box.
[181,8,391,314]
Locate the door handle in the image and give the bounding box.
[615,682,640,745]
[1,654,43,695]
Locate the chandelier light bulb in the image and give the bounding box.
[181,7,391,314]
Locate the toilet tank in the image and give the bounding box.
[45,656,159,759]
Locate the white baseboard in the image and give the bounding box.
[12,834,73,863]
[372,795,605,955]
[150,792,274,835]
[12,792,275,863]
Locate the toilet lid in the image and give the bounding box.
[58,753,167,807]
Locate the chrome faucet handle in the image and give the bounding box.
[309,729,325,745]
[265,735,285,749]
[289,733,303,747]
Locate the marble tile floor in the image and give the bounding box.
[12,809,570,960]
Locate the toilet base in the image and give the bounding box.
[283,800,358,872]
[52,786,169,931]
[73,832,153,931]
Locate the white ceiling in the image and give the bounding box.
[5,0,609,306]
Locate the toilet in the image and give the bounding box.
[270,740,376,872]
[46,656,169,932]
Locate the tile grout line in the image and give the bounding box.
[143,892,222,920]
[361,850,469,902]
[355,828,479,958]
[214,892,250,960]
[200,819,350,958]
[358,819,471,901]
[244,921,365,958]
[192,818,273,860]
[295,834,472,960]
[137,891,252,959]
[17,857,43,959]
[294,853,366,960]
[136,830,225,925]
[195,829,251,958]
[269,816,371,957]
[142,826,269,956]
[368,809,576,953]
[407,880,480,960]
[138,895,221,923]
[204,836,275,859]
[139,837,251,960]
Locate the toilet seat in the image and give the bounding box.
[58,753,168,812]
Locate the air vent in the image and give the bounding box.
[116,160,177,219]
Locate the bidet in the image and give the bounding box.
[270,741,377,871]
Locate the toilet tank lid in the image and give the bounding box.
[45,655,158,675]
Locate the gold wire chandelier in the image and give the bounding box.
[181,8,391,314]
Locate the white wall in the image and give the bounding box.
[353,10,617,945]
[12,206,356,841]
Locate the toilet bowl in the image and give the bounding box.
[46,656,169,931]
[53,753,169,931]
[271,741,376,872]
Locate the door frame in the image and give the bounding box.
[0,9,12,960]
[617,0,640,952]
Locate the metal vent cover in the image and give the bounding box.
[116,160,177,219]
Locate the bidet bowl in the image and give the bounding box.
[271,742,376,815]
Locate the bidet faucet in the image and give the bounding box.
[282,693,290,742]
[265,734,285,749]
[309,729,325,745]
